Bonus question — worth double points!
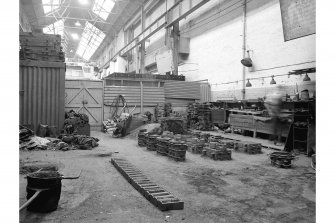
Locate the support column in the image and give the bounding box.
[140,6,146,73]
[140,81,143,114]
[241,0,247,100]
[171,23,180,75]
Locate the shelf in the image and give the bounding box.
[294,139,307,143]
[293,126,308,130]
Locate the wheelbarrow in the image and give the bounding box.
[20,170,81,212]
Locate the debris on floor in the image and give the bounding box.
[19,136,51,150]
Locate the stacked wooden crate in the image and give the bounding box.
[202,141,232,161]
[147,135,159,151]
[234,141,262,154]
[138,129,147,147]
[20,32,65,62]
[167,140,187,161]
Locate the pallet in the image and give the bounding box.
[111,158,184,211]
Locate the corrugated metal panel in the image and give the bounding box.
[104,86,165,106]
[104,86,141,106]
[165,98,195,107]
[19,60,65,133]
[164,81,201,99]
[143,87,165,106]
[200,83,211,102]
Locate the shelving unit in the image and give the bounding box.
[284,100,315,155]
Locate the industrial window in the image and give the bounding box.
[76,21,106,61]
[92,0,115,21]
[43,20,64,36]
[42,0,60,14]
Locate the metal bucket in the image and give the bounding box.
[26,171,62,212]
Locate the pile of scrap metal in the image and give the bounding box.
[187,102,214,131]
[19,125,99,151]
[64,110,89,135]
[154,103,172,121]
[19,125,50,150]
[103,95,136,137]
[160,117,187,134]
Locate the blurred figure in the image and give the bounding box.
[264,85,284,145]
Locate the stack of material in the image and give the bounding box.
[209,135,225,142]
[20,125,34,143]
[138,129,147,147]
[164,103,172,116]
[160,117,186,134]
[20,32,65,62]
[187,103,213,130]
[147,134,159,151]
[155,103,165,120]
[200,133,211,143]
[167,140,187,161]
[202,142,232,161]
[269,151,296,168]
[192,139,206,154]
[187,103,198,129]
[218,139,235,150]
[155,103,172,121]
[64,110,90,136]
[156,137,171,156]
[234,141,262,154]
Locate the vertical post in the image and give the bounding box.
[172,23,180,75]
[140,81,143,114]
[135,38,140,73]
[241,0,247,100]
[140,6,146,73]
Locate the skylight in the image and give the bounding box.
[42,0,60,14]
[92,0,115,20]
[43,20,64,36]
[76,22,106,61]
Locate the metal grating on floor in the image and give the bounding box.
[110,157,184,211]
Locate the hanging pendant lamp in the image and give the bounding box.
[270,76,276,85]
[303,73,311,81]
[246,79,252,87]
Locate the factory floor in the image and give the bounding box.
[19,131,315,223]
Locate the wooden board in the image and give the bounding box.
[279,0,316,41]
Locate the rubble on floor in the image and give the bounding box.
[19,125,99,151]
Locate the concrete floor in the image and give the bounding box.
[20,131,315,223]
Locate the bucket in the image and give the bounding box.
[26,171,62,212]
[301,90,309,101]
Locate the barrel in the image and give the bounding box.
[26,171,62,212]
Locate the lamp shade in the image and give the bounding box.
[246,79,252,87]
[303,74,311,81]
[270,76,276,85]
[241,57,253,67]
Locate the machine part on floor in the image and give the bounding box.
[269,151,298,168]
[111,158,184,211]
